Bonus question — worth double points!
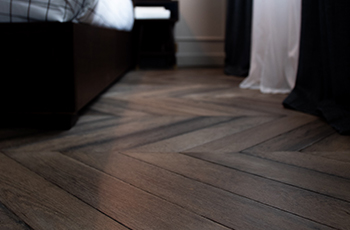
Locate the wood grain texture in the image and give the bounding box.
[6,151,227,230]
[0,68,348,230]
[185,115,317,154]
[66,116,239,153]
[93,97,187,116]
[0,116,134,150]
[90,97,154,116]
[194,96,309,116]
[103,84,216,100]
[0,153,128,230]
[64,150,334,230]
[298,151,350,163]
[184,151,350,203]
[243,120,335,154]
[0,203,32,230]
[242,151,350,179]
[131,97,270,116]
[132,116,277,153]
[5,116,190,153]
[124,151,350,230]
[301,133,350,152]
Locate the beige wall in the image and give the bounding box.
[175,0,226,67]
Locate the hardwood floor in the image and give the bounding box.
[0,68,349,230]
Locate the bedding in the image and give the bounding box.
[0,0,134,30]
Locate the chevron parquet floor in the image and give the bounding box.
[0,68,350,230]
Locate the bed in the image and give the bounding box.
[0,0,135,129]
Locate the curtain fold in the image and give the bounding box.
[224,0,253,77]
[283,0,350,135]
[239,0,302,94]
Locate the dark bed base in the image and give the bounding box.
[0,22,133,129]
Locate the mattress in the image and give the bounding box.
[0,0,134,31]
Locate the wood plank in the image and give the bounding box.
[302,133,350,152]
[0,203,32,230]
[243,120,335,154]
[5,116,190,153]
[0,116,134,151]
[1,67,348,230]
[102,84,171,98]
[132,116,278,153]
[135,97,270,116]
[93,97,199,116]
[73,110,114,124]
[243,151,350,179]
[6,151,228,230]
[183,151,350,203]
[185,115,317,154]
[69,115,135,134]
[104,84,220,100]
[177,87,239,101]
[180,84,288,103]
[0,153,128,230]
[197,96,311,116]
[64,150,333,230]
[67,116,237,153]
[299,151,350,163]
[124,151,350,230]
[118,68,240,87]
[113,70,205,87]
[126,98,231,116]
[90,97,151,116]
[153,85,230,99]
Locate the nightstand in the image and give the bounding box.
[133,0,179,68]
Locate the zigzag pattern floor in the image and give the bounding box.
[1,68,349,230]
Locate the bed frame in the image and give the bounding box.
[0,22,134,129]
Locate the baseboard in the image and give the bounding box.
[176,53,225,67]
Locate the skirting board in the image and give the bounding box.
[176,53,225,67]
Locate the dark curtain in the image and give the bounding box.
[283,0,350,135]
[224,0,253,77]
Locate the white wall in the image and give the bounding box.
[175,0,226,67]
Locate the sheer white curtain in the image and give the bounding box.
[239,0,302,94]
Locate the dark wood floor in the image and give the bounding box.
[1,68,349,230]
